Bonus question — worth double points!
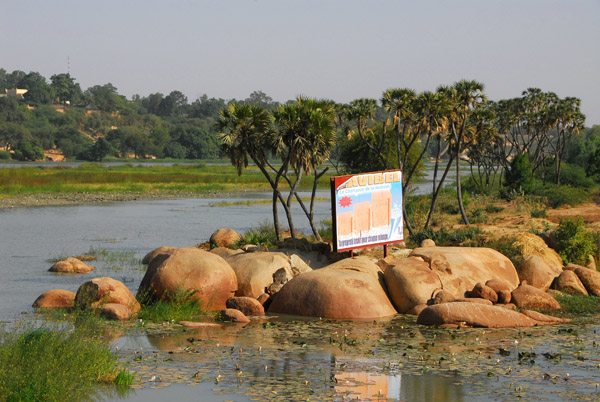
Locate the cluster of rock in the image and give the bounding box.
[33,277,140,320]
[32,228,598,328]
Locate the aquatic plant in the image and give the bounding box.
[0,326,133,401]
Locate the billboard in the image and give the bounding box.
[331,170,404,252]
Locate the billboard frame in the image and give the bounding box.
[331,169,404,253]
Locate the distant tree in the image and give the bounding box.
[85,137,111,161]
[164,142,187,159]
[84,83,126,112]
[0,96,26,123]
[244,90,277,110]
[18,72,54,104]
[0,122,30,150]
[55,126,93,159]
[122,128,152,158]
[0,69,26,90]
[13,140,44,161]
[50,73,82,105]
[188,94,226,119]
[157,90,188,117]
[140,93,164,115]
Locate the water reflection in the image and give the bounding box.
[336,372,464,402]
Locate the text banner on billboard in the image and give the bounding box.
[331,170,404,252]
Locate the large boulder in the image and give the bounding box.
[137,247,237,310]
[142,246,178,265]
[409,247,519,297]
[512,232,563,271]
[268,257,397,319]
[470,283,498,303]
[417,302,566,328]
[210,247,243,260]
[554,270,588,295]
[49,257,95,274]
[100,303,133,320]
[210,229,241,249]
[224,252,294,299]
[226,296,265,316]
[510,284,561,311]
[32,289,76,309]
[417,302,537,328]
[574,267,600,296]
[517,255,562,291]
[220,308,250,323]
[75,277,140,313]
[383,257,442,313]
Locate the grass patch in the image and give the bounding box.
[553,295,600,316]
[408,226,484,248]
[0,326,133,401]
[0,164,334,197]
[137,289,210,323]
[236,222,279,249]
[530,208,547,218]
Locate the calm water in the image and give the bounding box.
[0,192,329,322]
[2,191,598,402]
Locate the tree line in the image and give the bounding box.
[0,68,280,162]
[1,68,598,239]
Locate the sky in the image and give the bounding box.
[2,0,599,125]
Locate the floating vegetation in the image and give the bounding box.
[114,316,600,401]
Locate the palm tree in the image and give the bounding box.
[273,96,336,241]
[216,103,288,240]
[444,80,487,226]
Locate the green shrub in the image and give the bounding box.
[468,208,488,224]
[0,327,133,401]
[0,151,10,160]
[539,185,589,208]
[554,216,598,265]
[553,295,600,316]
[485,235,521,267]
[317,219,333,242]
[484,204,504,214]
[530,208,547,218]
[504,153,534,192]
[236,222,278,249]
[409,226,484,247]
[137,289,208,323]
[544,163,595,189]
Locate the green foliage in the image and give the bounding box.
[137,289,207,323]
[485,235,521,267]
[0,150,10,160]
[237,222,279,249]
[504,153,534,193]
[530,208,547,218]
[554,216,598,265]
[467,208,488,224]
[543,162,595,188]
[317,219,333,242]
[539,185,589,208]
[408,226,484,247]
[0,326,132,401]
[553,295,600,316]
[12,140,44,161]
[484,204,504,214]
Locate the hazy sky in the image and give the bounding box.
[2,0,599,124]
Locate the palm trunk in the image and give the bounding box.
[456,153,470,225]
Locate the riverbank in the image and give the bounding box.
[0,191,213,209]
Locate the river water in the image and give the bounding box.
[0,192,331,322]
[2,180,599,401]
